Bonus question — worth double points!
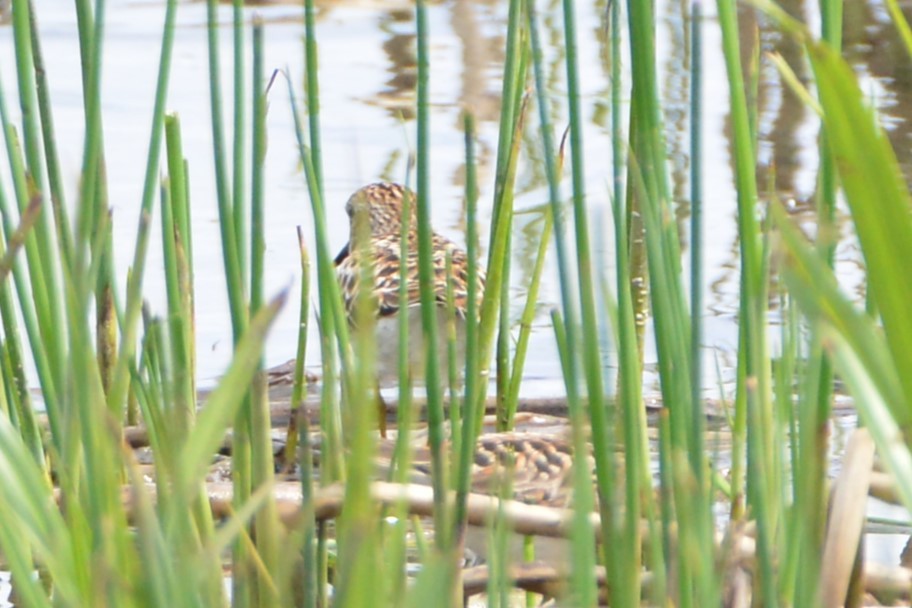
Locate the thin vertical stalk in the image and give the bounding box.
[687,4,717,602]
[106,0,178,419]
[481,0,524,433]
[386,173,415,603]
[0,186,41,463]
[73,2,119,410]
[72,0,118,405]
[26,0,73,266]
[249,23,279,607]
[559,4,620,602]
[335,140,383,608]
[717,0,775,603]
[250,27,266,319]
[206,0,246,338]
[503,209,551,426]
[304,0,324,193]
[527,0,596,604]
[0,124,61,445]
[297,404,317,608]
[396,179,413,437]
[560,0,605,414]
[790,3,843,605]
[689,0,705,471]
[283,228,311,471]
[612,171,656,605]
[11,0,64,409]
[414,0,448,548]
[232,0,247,286]
[495,240,510,417]
[286,78,347,483]
[163,115,194,430]
[452,113,480,544]
[487,96,526,433]
[209,7,250,603]
[610,0,624,210]
[607,4,647,599]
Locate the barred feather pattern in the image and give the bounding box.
[334,182,484,320]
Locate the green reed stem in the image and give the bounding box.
[67,215,132,608]
[164,116,195,432]
[336,173,382,608]
[717,0,775,602]
[386,175,414,603]
[249,24,281,607]
[286,78,346,483]
[809,0,842,417]
[788,2,843,605]
[445,252,461,458]
[304,0,324,193]
[503,208,551,426]
[480,95,526,434]
[559,6,620,599]
[0,353,11,424]
[250,31,266,319]
[71,0,117,402]
[233,0,247,287]
[690,1,716,596]
[484,0,524,432]
[107,0,177,420]
[627,0,722,601]
[0,187,41,462]
[414,0,448,549]
[689,0,705,466]
[206,0,246,339]
[284,228,311,469]
[12,0,65,409]
[885,0,912,58]
[167,117,195,407]
[452,113,481,544]
[396,180,413,440]
[548,307,596,606]
[492,0,525,188]
[386,170,415,510]
[298,392,318,608]
[606,5,649,599]
[611,0,624,209]
[137,307,168,475]
[527,1,597,604]
[72,0,103,260]
[495,241,510,416]
[27,0,73,266]
[0,109,62,451]
[611,169,655,606]
[561,0,605,413]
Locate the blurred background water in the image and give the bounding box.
[2,0,902,396]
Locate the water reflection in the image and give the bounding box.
[845,1,912,183]
[756,0,812,204]
[374,8,417,120]
[0,0,909,387]
[662,0,693,236]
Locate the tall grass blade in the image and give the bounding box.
[414,0,448,549]
[180,289,287,496]
[808,41,912,413]
[107,0,179,419]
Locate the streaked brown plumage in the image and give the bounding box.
[334,182,483,321]
[380,430,582,507]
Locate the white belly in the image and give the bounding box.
[370,306,467,387]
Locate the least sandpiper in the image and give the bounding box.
[334,182,483,385]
